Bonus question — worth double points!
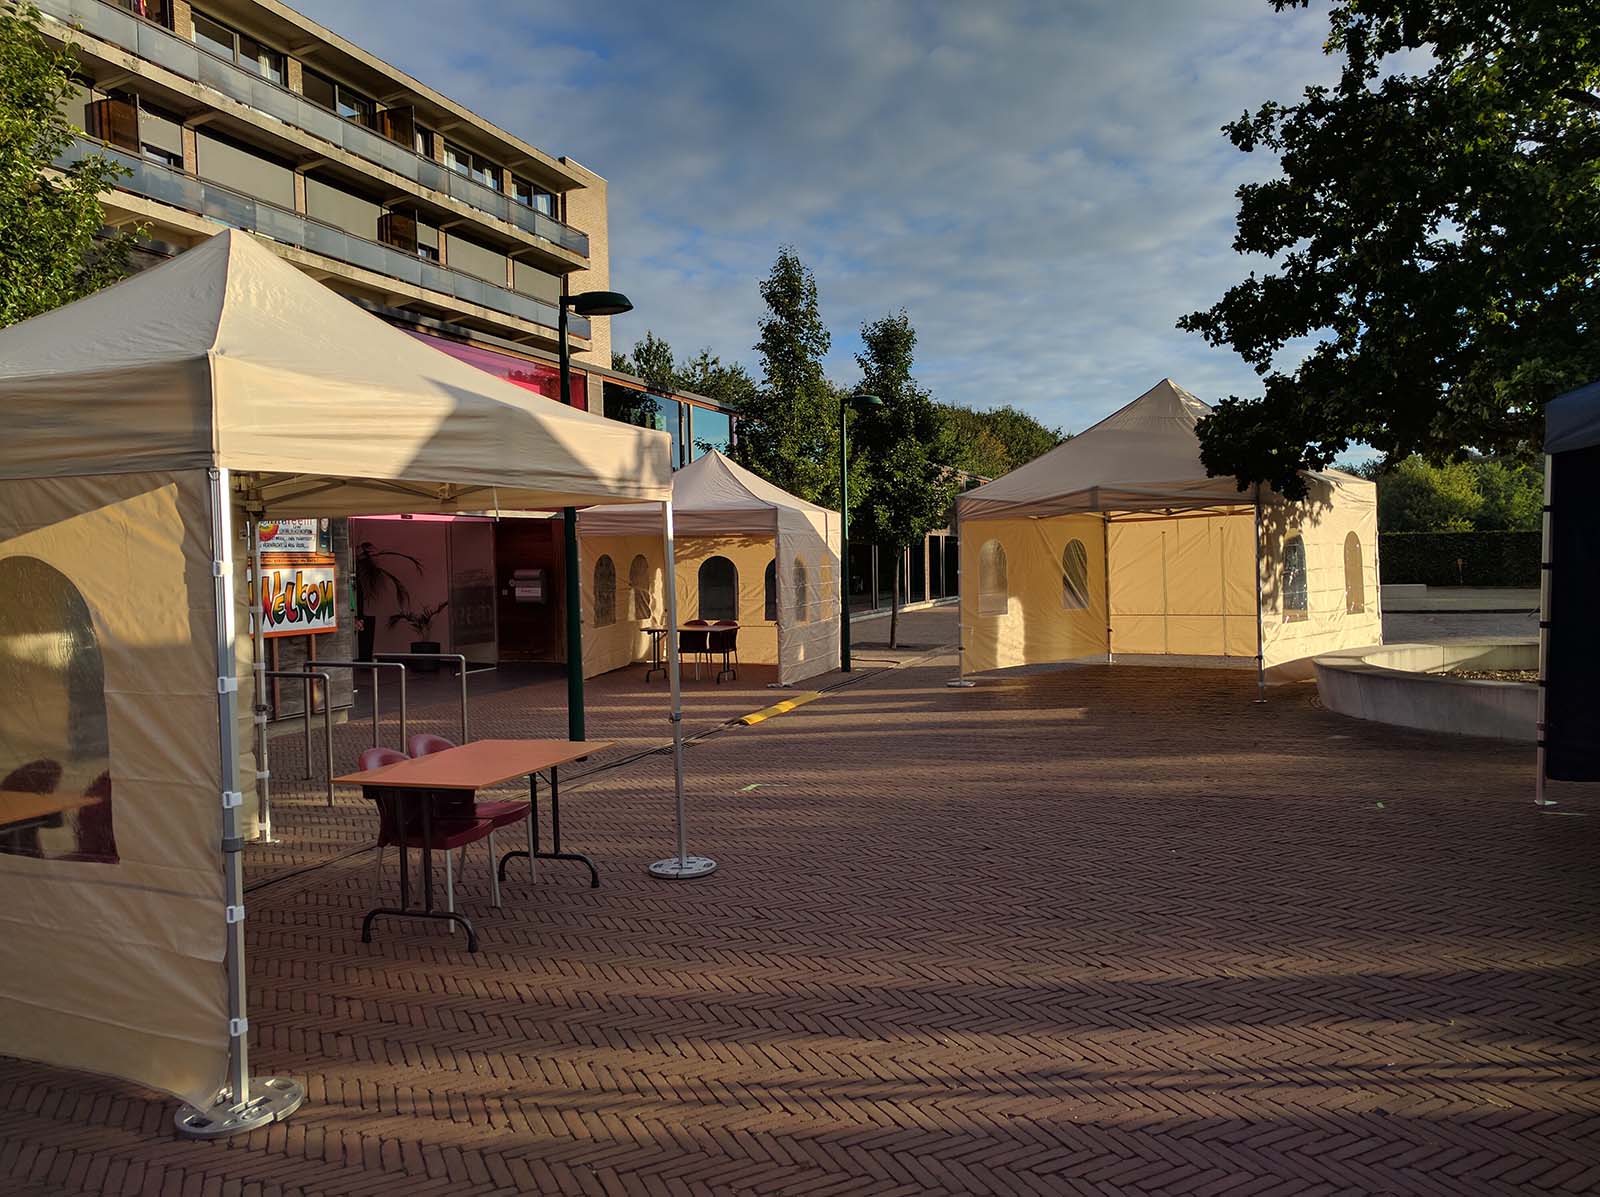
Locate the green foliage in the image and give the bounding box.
[735,247,847,506]
[852,311,957,557]
[609,332,756,452]
[1359,454,1543,531]
[0,2,137,327]
[1180,0,1600,498]
[941,403,1065,479]
[676,347,757,413]
[1380,531,1540,586]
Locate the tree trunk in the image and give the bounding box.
[889,548,901,650]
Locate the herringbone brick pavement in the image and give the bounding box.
[3,608,1597,1196]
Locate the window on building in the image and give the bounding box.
[793,557,809,623]
[593,555,616,628]
[764,560,777,621]
[691,407,732,460]
[116,0,172,30]
[1344,532,1365,614]
[512,176,557,215]
[698,557,738,622]
[302,69,373,126]
[629,554,653,621]
[978,540,1008,616]
[1062,538,1090,610]
[1283,535,1309,621]
[444,141,501,191]
[191,12,285,85]
[414,126,435,159]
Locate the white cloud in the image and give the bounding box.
[293,0,1339,432]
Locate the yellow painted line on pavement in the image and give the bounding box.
[737,691,824,726]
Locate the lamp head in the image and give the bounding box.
[568,290,633,317]
[849,392,884,408]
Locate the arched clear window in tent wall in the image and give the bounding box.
[1283,536,1309,622]
[593,554,616,628]
[1343,532,1365,614]
[698,556,738,622]
[1061,538,1090,610]
[793,557,809,623]
[978,539,1008,616]
[628,553,652,620]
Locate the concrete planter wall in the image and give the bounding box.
[1313,640,1538,742]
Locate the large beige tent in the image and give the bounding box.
[0,230,673,1130]
[577,450,841,685]
[957,379,1381,685]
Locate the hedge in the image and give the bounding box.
[1379,531,1540,587]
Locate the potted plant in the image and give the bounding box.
[388,602,449,670]
[353,542,421,661]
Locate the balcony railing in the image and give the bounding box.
[37,0,590,257]
[62,137,588,338]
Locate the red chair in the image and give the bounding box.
[680,619,712,678]
[710,621,740,682]
[362,745,502,915]
[62,772,116,863]
[408,735,526,891]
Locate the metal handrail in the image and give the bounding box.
[303,660,406,753]
[374,652,470,742]
[264,670,334,807]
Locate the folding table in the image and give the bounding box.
[335,738,610,953]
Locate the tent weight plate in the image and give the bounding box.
[174,1076,305,1139]
[648,855,718,880]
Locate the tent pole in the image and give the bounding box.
[1253,486,1266,704]
[1103,513,1113,665]
[649,498,716,879]
[946,503,974,686]
[250,519,274,843]
[176,469,304,1139]
[1536,454,1554,807]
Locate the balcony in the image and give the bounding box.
[62,137,589,338]
[36,0,590,258]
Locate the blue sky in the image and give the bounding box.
[295,0,1339,436]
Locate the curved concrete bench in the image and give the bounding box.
[1312,640,1537,742]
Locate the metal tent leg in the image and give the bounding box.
[176,468,304,1139]
[1253,486,1267,704]
[649,498,716,880]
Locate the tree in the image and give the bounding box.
[853,311,957,647]
[676,348,757,415]
[1359,453,1544,531]
[0,2,137,328]
[941,403,1065,479]
[736,247,844,506]
[1180,0,1600,498]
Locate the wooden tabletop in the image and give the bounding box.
[334,739,611,791]
[0,791,99,828]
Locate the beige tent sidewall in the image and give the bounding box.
[1259,476,1383,677]
[776,507,839,686]
[1107,512,1257,658]
[579,532,667,679]
[959,515,1109,672]
[0,470,230,1107]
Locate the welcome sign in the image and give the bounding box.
[261,564,338,637]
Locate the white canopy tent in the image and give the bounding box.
[956,379,1382,687]
[577,450,841,686]
[0,230,685,1134]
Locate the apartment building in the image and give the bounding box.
[38,0,741,678]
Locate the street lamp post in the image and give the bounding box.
[839,392,882,672]
[559,289,633,741]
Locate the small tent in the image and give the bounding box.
[1539,379,1600,796]
[577,450,841,685]
[0,230,674,1124]
[956,379,1381,685]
